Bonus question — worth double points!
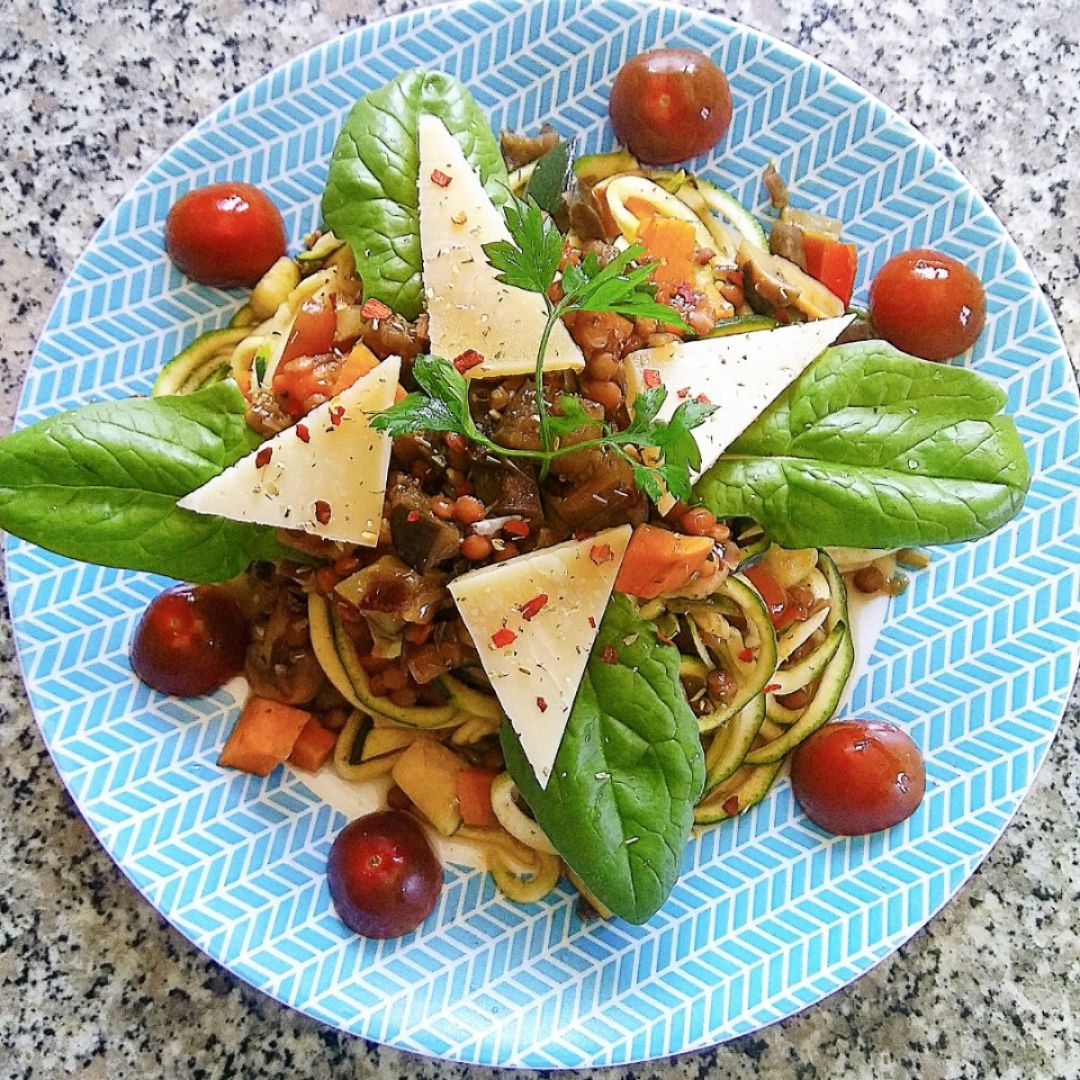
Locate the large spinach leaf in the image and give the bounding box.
[322,69,509,319]
[695,341,1031,548]
[501,593,705,924]
[0,382,290,582]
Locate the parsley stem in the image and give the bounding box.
[533,296,566,482]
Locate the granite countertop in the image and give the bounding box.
[1,0,1077,1075]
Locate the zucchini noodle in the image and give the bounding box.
[489,773,559,855]
[487,846,561,904]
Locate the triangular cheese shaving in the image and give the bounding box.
[178,356,400,546]
[417,114,584,378]
[625,315,855,482]
[448,524,632,788]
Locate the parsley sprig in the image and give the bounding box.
[371,196,715,503]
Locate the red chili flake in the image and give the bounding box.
[722,795,740,816]
[430,168,452,187]
[601,645,618,665]
[313,500,332,525]
[491,627,517,648]
[696,392,712,405]
[519,593,548,621]
[455,480,475,498]
[589,543,614,565]
[643,368,662,389]
[330,405,346,427]
[764,682,782,694]
[574,530,595,541]
[738,647,754,663]
[656,628,675,645]
[296,423,311,443]
[452,349,485,374]
[361,298,392,321]
[504,519,530,538]
[536,696,548,713]
[406,509,420,523]
[255,447,273,468]
[677,387,691,399]
[588,616,597,629]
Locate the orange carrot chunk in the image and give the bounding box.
[330,341,380,396]
[639,216,698,291]
[218,695,312,777]
[457,767,500,828]
[615,524,715,600]
[287,717,339,773]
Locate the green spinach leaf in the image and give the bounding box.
[695,341,1031,548]
[321,69,509,319]
[501,593,705,924]
[0,382,290,582]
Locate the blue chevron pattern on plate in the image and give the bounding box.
[6,0,1079,1067]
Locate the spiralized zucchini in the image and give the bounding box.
[487,846,561,904]
[490,773,559,855]
[249,256,301,320]
[671,547,855,822]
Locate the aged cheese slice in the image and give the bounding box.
[448,525,632,787]
[417,114,584,378]
[178,356,400,547]
[625,315,855,482]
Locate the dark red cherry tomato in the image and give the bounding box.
[609,48,733,164]
[868,247,986,361]
[130,584,250,696]
[791,719,926,835]
[327,810,443,939]
[165,182,287,288]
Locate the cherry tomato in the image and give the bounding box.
[327,810,443,939]
[868,248,986,361]
[165,182,286,288]
[609,48,733,164]
[130,585,250,697]
[743,562,798,631]
[790,719,926,835]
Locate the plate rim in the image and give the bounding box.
[6,0,1079,1067]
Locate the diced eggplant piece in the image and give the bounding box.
[500,123,560,170]
[546,455,647,532]
[388,483,462,573]
[472,461,544,521]
[769,216,807,270]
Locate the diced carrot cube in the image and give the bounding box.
[218,695,311,777]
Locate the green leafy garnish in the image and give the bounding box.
[321,70,509,320]
[695,340,1032,547]
[501,593,705,924]
[374,195,713,502]
[0,382,294,582]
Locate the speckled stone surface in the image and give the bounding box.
[1,0,1078,1076]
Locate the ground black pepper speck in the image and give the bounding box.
[0,0,1077,1075]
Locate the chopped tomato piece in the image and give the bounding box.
[281,295,336,368]
[800,233,858,307]
[743,562,799,630]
